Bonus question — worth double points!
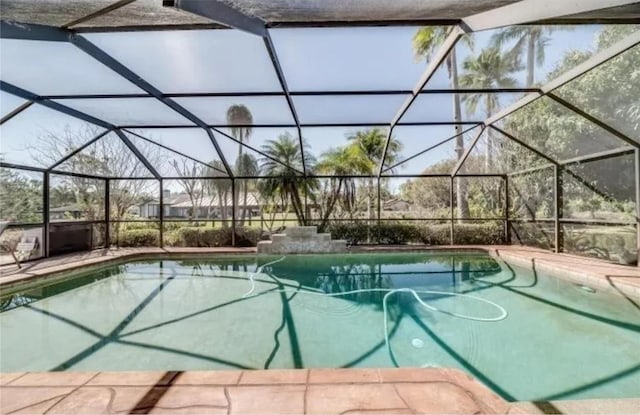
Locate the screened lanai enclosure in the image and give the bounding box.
[0,0,639,265]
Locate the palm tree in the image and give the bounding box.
[316,145,371,227]
[346,128,402,221]
[413,27,474,219]
[491,26,573,87]
[459,47,520,170]
[226,104,253,225]
[235,153,258,226]
[206,160,231,226]
[259,133,316,225]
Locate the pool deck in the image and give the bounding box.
[0,368,526,414]
[1,245,639,414]
[1,368,638,415]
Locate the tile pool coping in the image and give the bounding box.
[1,246,639,414]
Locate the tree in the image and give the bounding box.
[346,128,402,222]
[491,26,573,87]
[235,153,259,226]
[315,145,370,227]
[226,104,254,226]
[205,160,231,226]
[172,160,205,220]
[28,127,160,237]
[501,25,638,226]
[459,47,520,170]
[413,27,474,218]
[0,168,42,223]
[259,133,316,225]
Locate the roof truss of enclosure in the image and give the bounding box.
[1,0,640,183]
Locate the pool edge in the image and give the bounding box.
[2,245,639,300]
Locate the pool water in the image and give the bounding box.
[1,251,639,402]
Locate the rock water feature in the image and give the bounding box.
[257,226,347,254]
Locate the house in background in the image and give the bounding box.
[383,198,412,212]
[49,205,85,221]
[134,189,262,219]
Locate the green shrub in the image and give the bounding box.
[416,224,451,245]
[116,221,158,231]
[164,226,261,247]
[114,229,159,247]
[235,227,262,247]
[325,222,372,245]
[323,221,505,246]
[165,227,228,247]
[375,223,421,245]
[451,223,505,245]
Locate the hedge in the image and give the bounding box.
[112,226,261,248]
[112,228,159,247]
[112,221,504,247]
[325,222,505,246]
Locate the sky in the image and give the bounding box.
[0,23,619,189]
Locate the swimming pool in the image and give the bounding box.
[1,251,638,402]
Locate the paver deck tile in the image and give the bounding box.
[0,387,75,414]
[238,368,308,385]
[45,386,151,414]
[10,371,97,387]
[227,384,306,414]
[308,368,381,384]
[305,383,407,414]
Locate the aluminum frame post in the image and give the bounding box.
[636,148,640,267]
[43,171,50,258]
[231,178,236,247]
[159,178,164,249]
[377,177,382,228]
[105,178,110,249]
[450,176,455,245]
[504,175,510,244]
[554,165,564,253]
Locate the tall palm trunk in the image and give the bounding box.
[484,98,497,172]
[217,190,226,227]
[235,135,244,227]
[450,51,469,221]
[367,177,375,221]
[289,183,305,225]
[484,99,498,212]
[243,182,249,226]
[321,179,344,230]
[367,177,375,243]
[526,34,536,87]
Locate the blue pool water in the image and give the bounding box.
[1,251,638,402]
